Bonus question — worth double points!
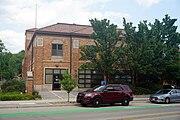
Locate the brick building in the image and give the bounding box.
[22,23,98,90]
[22,23,130,91]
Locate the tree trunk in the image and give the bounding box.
[132,71,135,84]
[68,92,70,102]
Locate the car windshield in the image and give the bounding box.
[92,86,106,92]
[156,89,171,94]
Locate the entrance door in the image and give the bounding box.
[52,74,61,90]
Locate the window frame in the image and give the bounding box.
[52,43,63,56]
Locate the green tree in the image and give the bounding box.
[9,50,25,76]
[80,19,122,83]
[60,72,78,102]
[0,40,24,80]
[0,40,12,80]
[123,15,180,85]
[1,78,25,93]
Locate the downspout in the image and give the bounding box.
[70,33,72,74]
[31,43,34,71]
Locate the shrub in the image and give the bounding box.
[1,79,25,93]
[0,92,42,101]
[129,85,153,95]
[32,90,42,99]
[0,93,34,101]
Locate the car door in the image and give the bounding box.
[176,89,180,101]
[113,86,124,102]
[169,89,177,102]
[101,86,116,103]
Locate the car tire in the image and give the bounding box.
[122,97,129,106]
[93,98,101,107]
[165,98,170,104]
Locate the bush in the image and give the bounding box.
[129,85,153,95]
[0,93,34,101]
[0,92,42,101]
[32,90,42,99]
[136,82,161,94]
[1,79,25,93]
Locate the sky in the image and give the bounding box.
[0,0,179,53]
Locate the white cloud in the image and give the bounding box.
[0,30,25,53]
[0,0,129,27]
[136,0,161,8]
[0,0,130,53]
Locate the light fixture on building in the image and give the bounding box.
[55,64,59,67]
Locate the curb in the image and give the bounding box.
[0,98,149,109]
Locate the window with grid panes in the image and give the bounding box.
[52,44,63,56]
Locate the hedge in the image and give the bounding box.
[0,93,41,101]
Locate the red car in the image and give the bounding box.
[77,84,133,107]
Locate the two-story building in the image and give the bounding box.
[22,22,131,92]
[22,23,99,91]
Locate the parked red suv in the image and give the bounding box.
[77,84,133,107]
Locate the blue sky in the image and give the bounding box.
[0,0,179,53]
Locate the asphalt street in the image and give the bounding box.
[0,102,180,120]
[0,90,180,120]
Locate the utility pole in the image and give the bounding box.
[35,0,37,28]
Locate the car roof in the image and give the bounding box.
[161,89,179,91]
[105,84,127,86]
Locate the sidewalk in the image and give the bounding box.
[0,96,149,109]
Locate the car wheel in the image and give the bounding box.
[165,98,170,104]
[93,98,101,107]
[122,97,129,106]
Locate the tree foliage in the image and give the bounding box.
[60,72,78,102]
[80,19,123,83]
[123,15,180,85]
[0,40,24,80]
[1,78,25,93]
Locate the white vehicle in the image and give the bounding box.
[149,89,180,104]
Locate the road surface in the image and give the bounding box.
[0,102,180,120]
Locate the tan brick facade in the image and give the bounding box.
[22,23,93,90]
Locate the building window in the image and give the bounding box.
[26,34,32,40]
[78,69,103,88]
[37,38,43,46]
[52,44,63,56]
[73,40,79,48]
[45,68,68,84]
[86,41,96,46]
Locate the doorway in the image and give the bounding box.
[52,74,62,90]
[45,68,68,90]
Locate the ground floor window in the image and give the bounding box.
[78,70,132,88]
[45,68,67,84]
[78,69,103,88]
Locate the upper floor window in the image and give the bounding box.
[37,38,43,46]
[26,34,32,40]
[52,44,63,56]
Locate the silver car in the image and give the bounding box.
[149,89,180,104]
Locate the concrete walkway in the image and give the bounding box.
[39,89,150,101]
[0,89,150,109]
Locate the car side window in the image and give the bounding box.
[114,86,122,91]
[177,90,180,93]
[171,90,177,94]
[106,86,114,91]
